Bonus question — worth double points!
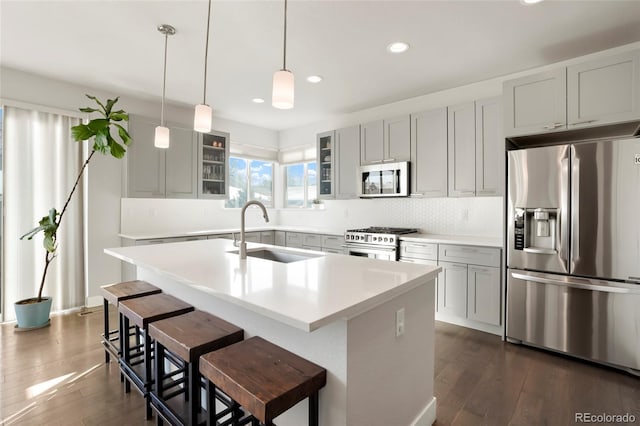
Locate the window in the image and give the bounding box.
[284,162,316,208]
[225,157,273,208]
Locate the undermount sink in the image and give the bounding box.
[230,248,323,264]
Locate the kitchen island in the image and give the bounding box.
[105,239,440,426]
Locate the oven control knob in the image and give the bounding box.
[383,237,388,242]
[373,236,377,242]
[390,237,395,243]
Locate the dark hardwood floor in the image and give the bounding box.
[1,308,638,425]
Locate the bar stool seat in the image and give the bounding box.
[100,280,161,363]
[200,336,327,426]
[119,293,194,420]
[148,310,244,426]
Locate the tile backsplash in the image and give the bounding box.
[121,196,503,238]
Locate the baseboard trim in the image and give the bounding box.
[411,396,437,426]
[86,295,102,308]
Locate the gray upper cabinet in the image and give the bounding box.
[384,115,411,162]
[165,125,198,198]
[475,97,503,197]
[503,68,567,137]
[127,115,166,198]
[447,102,476,197]
[335,125,360,199]
[504,49,640,138]
[360,115,410,165]
[198,130,230,199]
[410,107,448,197]
[360,120,384,164]
[567,50,640,129]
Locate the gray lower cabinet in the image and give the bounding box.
[126,115,198,198]
[275,231,286,246]
[467,265,501,325]
[260,231,275,245]
[208,233,233,240]
[285,232,303,248]
[410,107,448,197]
[504,49,640,138]
[447,102,476,197]
[286,231,344,253]
[437,261,468,318]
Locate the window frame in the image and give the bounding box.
[283,161,317,209]
[225,155,274,208]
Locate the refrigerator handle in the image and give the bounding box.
[571,157,580,270]
[559,157,569,266]
[511,271,640,294]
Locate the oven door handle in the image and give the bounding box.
[342,244,397,254]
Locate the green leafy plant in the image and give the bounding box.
[20,95,132,303]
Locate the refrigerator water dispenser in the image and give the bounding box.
[514,207,558,254]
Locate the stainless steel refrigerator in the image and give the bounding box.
[506,137,640,374]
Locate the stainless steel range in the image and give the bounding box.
[344,227,418,261]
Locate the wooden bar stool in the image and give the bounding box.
[119,293,194,420]
[100,280,161,363]
[200,336,327,426]
[148,310,244,426]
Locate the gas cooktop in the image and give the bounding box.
[344,227,419,247]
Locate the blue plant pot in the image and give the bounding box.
[14,297,53,329]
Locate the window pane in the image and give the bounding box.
[306,162,317,207]
[250,160,273,206]
[226,157,247,208]
[286,164,305,207]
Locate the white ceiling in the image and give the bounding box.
[2,0,640,131]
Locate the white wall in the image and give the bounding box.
[0,67,278,306]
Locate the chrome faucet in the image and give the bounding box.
[239,200,270,259]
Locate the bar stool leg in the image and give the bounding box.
[122,315,131,393]
[155,342,165,426]
[103,299,110,364]
[206,381,216,426]
[309,392,319,426]
[144,331,153,420]
[188,362,199,426]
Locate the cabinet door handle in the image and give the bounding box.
[369,160,383,164]
[569,120,597,126]
[542,122,565,130]
[382,158,396,162]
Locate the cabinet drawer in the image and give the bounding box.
[286,232,303,248]
[136,235,206,245]
[438,244,500,267]
[260,231,275,245]
[399,242,438,260]
[321,235,344,250]
[323,248,344,255]
[302,234,322,247]
[302,245,322,252]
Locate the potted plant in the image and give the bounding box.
[311,199,324,210]
[17,95,131,329]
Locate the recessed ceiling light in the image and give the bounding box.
[387,42,409,54]
[252,98,265,104]
[306,75,323,83]
[520,0,544,4]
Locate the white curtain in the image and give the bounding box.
[3,106,85,320]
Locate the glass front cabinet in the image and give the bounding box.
[317,130,335,199]
[198,130,230,199]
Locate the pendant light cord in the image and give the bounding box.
[161,30,168,126]
[282,0,288,70]
[202,0,212,104]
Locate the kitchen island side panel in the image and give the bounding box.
[347,280,436,426]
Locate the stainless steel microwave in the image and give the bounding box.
[359,161,410,198]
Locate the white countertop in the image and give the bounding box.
[105,239,439,332]
[119,225,344,241]
[400,233,503,248]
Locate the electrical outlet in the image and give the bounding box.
[396,308,405,337]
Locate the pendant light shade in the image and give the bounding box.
[154,126,170,149]
[272,69,294,110]
[155,24,175,148]
[194,0,213,133]
[272,0,294,109]
[194,104,213,133]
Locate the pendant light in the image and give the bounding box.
[272,0,294,109]
[155,24,175,149]
[194,0,213,133]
